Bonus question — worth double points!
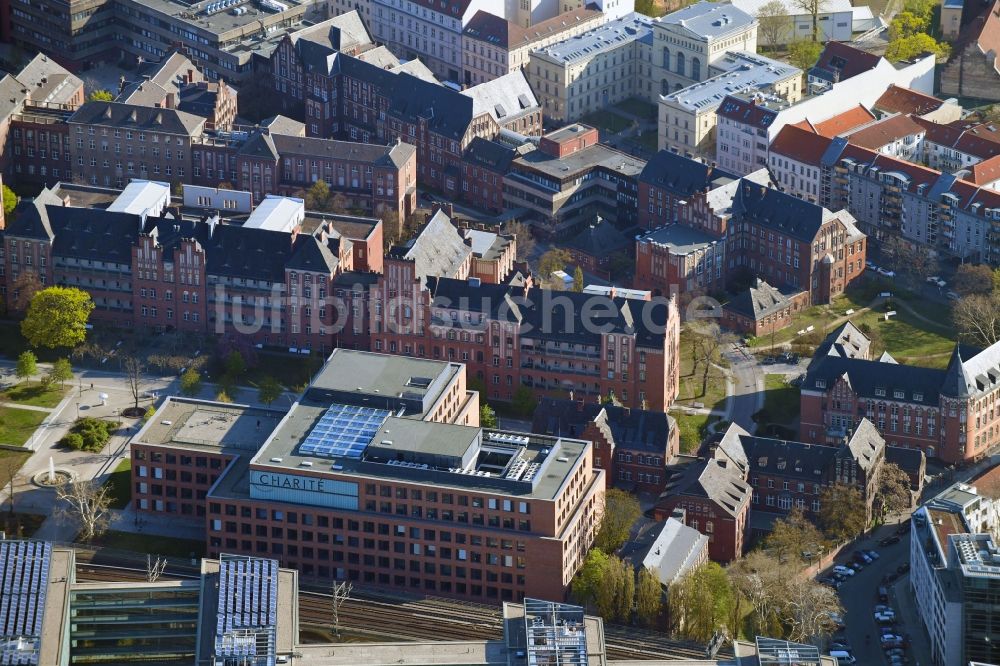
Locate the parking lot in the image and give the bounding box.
[816,520,927,665]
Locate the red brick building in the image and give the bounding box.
[721,279,809,336]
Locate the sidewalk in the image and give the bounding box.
[107,505,205,541]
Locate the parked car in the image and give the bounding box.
[878,267,896,277]
[878,585,889,602]
[829,650,856,664]
[818,576,841,589]
[875,611,896,623]
[865,549,880,560]
[880,535,901,546]
[830,642,852,652]
[833,565,856,577]
[853,550,873,564]
[867,261,878,271]
[850,561,864,571]
[946,290,960,301]
[881,634,904,645]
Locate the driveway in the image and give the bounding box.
[828,520,928,665]
[723,344,762,432]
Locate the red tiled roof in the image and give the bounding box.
[464,7,603,50]
[874,85,946,116]
[970,154,1000,185]
[912,115,1000,159]
[716,95,779,128]
[844,114,925,149]
[768,125,833,166]
[810,105,877,137]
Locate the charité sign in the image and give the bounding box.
[249,470,358,509]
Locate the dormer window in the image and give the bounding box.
[913,392,923,402]
[893,390,904,399]
[815,379,826,389]
[875,387,886,397]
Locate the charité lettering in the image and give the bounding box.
[256,474,326,492]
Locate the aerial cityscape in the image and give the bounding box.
[0,0,999,664]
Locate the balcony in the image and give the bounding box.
[522,361,600,378]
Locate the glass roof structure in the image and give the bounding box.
[214,555,278,666]
[0,540,51,666]
[755,637,822,665]
[299,404,391,459]
[523,598,588,666]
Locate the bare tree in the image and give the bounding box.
[147,554,167,582]
[689,323,736,398]
[727,551,785,637]
[953,293,1000,347]
[10,269,42,312]
[122,354,145,410]
[783,578,841,644]
[56,479,113,541]
[0,455,24,518]
[757,0,791,48]
[791,0,828,41]
[876,462,913,516]
[503,220,536,265]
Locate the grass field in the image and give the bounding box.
[580,109,632,134]
[755,374,800,427]
[671,410,711,453]
[0,407,46,447]
[676,330,729,411]
[90,530,206,559]
[0,382,68,408]
[243,352,323,393]
[104,459,132,510]
[613,97,658,120]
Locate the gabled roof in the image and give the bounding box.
[662,459,751,517]
[809,41,881,83]
[912,115,1000,159]
[639,518,709,587]
[740,435,838,482]
[463,10,520,48]
[768,125,834,166]
[658,1,756,39]
[793,105,877,138]
[0,73,29,123]
[530,397,676,455]
[291,10,371,53]
[725,278,800,321]
[969,154,1000,185]
[639,150,738,193]
[804,354,945,404]
[6,188,63,241]
[840,418,885,473]
[286,233,339,274]
[566,217,629,256]
[844,114,925,149]
[950,0,1000,71]
[708,422,750,474]
[874,85,947,116]
[15,53,82,107]
[270,133,415,169]
[390,210,471,284]
[731,179,829,242]
[716,95,779,129]
[813,321,872,361]
[462,70,539,124]
[236,131,279,161]
[464,137,517,172]
[953,339,1000,398]
[67,101,205,136]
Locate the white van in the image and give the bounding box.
[829,650,856,664]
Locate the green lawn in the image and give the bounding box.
[754,374,800,428]
[629,131,660,154]
[89,530,206,559]
[613,97,658,120]
[242,352,323,393]
[676,329,729,411]
[580,109,632,134]
[671,410,711,454]
[104,459,132,510]
[0,382,68,408]
[0,407,46,447]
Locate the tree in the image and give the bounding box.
[538,248,571,279]
[55,479,112,541]
[727,550,786,637]
[788,40,823,72]
[783,578,842,644]
[669,562,734,642]
[329,192,349,214]
[60,417,118,452]
[818,484,867,542]
[886,32,950,61]
[381,210,402,247]
[21,287,94,349]
[791,0,827,40]
[216,389,233,403]
[9,269,40,312]
[953,263,995,296]
[573,266,584,292]
[765,506,824,564]
[511,386,537,418]
[15,351,36,383]
[0,454,25,517]
[635,567,664,626]
[876,462,913,516]
[224,350,246,379]
[857,321,885,358]
[2,183,17,218]
[689,322,736,398]
[954,293,1000,347]
[480,404,498,428]
[257,376,283,406]
[122,354,144,410]
[503,220,536,264]
[572,549,610,608]
[48,358,73,387]
[889,10,928,40]
[594,488,641,553]
[304,179,331,211]
[87,89,114,102]
[757,0,791,48]
[180,367,202,396]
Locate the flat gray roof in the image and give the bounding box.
[639,224,721,254]
[532,13,653,65]
[662,53,799,113]
[136,398,284,453]
[513,143,645,179]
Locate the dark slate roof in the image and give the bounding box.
[813,321,872,361]
[270,134,415,169]
[202,224,331,282]
[390,210,471,284]
[530,397,675,454]
[740,435,838,482]
[941,345,973,399]
[6,189,63,240]
[803,354,946,404]
[639,150,738,193]
[286,234,339,273]
[808,41,881,83]
[662,459,751,517]
[464,137,517,173]
[236,131,279,160]
[177,83,219,118]
[841,418,885,473]
[46,207,140,264]
[144,216,206,262]
[716,95,779,129]
[731,179,827,243]
[67,101,205,135]
[425,276,669,349]
[885,446,925,480]
[333,270,380,287]
[725,278,800,321]
[566,218,629,257]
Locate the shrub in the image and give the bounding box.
[60,417,120,452]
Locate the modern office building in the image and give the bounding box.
[131,349,606,603]
[911,483,1000,666]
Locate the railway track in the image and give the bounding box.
[75,563,725,661]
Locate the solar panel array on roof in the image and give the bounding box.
[523,598,588,666]
[299,404,391,459]
[214,555,278,664]
[0,540,51,666]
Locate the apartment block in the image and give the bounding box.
[658,50,800,156]
[502,124,644,235]
[801,322,1000,464]
[131,349,605,603]
[461,8,607,86]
